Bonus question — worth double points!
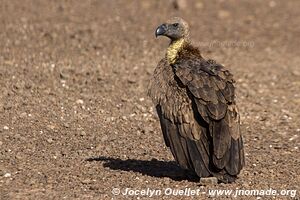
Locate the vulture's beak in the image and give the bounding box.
[155,24,167,38]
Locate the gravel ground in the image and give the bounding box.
[0,0,299,199]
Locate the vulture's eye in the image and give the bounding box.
[173,23,179,27]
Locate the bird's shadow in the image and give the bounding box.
[86,156,199,182]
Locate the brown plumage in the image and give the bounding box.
[149,17,245,183]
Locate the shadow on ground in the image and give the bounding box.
[86,156,199,182]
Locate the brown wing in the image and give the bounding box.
[172,58,245,176]
[156,104,211,177]
[149,59,211,177]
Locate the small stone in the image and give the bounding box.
[142,126,153,134]
[15,153,23,160]
[96,144,103,150]
[3,126,9,130]
[200,177,218,185]
[172,0,187,10]
[121,97,128,102]
[80,131,86,136]
[163,177,170,185]
[81,179,92,184]
[218,10,230,19]
[127,78,136,84]
[20,112,27,118]
[76,99,84,104]
[4,173,11,178]
[0,141,3,146]
[101,135,108,142]
[105,146,111,152]
[195,2,203,9]
[292,70,300,76]
[269,1,276,7]
[105,117,115,122]
[89,185,99,190]
[47,125,55,130]
[3,103,12,110]
[47,138,53,143]
[289,135,298,141]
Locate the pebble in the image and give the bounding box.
[142,126,153,134]
[15,153,23,160]
[121,97,128,102]
[81,179,92,184]
[4,173,11,178]
[47,138,53,143]
[3,103,12,110]
[292,70,300,76]
[96,144,103,150]
[105,117,115,122]
[47,125,55,130]
[163,178,170,185]
[19,112,27,118]
[289,135,298,141]
[172,0,187,10]
[101,135,108,142]
[127,78,136,84]
[3,126,9,130]
[105,146,111,152]
[199,177,218,185]
[269,1,276,7]
[76,99,84,104]
[195,2,203,9]
[63,123,70,128]
[218,10,231,19]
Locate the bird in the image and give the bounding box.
[148,17,245,183]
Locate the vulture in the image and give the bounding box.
[148,17,245,183]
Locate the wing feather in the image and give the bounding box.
[173,58,244,176]
[186,138,211,177]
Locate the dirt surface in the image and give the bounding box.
[0,0,299,199]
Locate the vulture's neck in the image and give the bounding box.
[167,38,203,64]
[167,38,187,64]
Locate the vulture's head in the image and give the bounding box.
[155,17,189,41]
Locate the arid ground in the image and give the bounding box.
[0,0,299,199]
